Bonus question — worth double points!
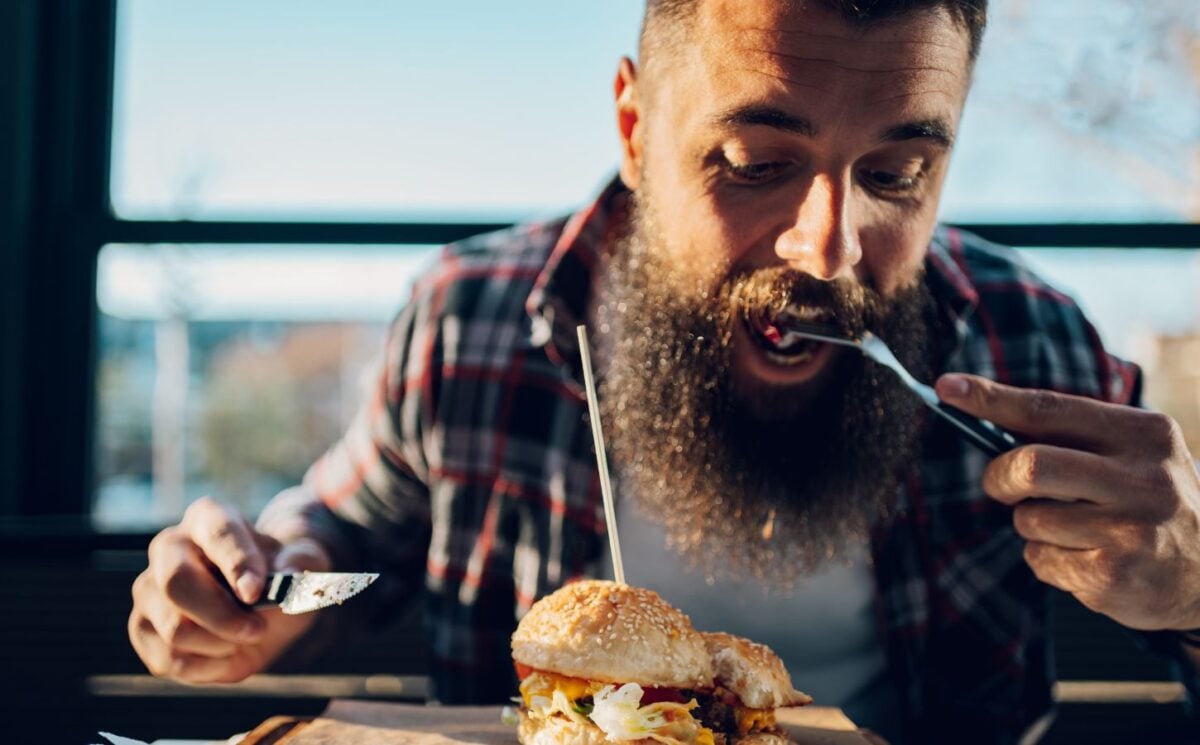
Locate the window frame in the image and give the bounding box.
[2,0,1198,535]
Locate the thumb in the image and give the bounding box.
[272,537,333,573]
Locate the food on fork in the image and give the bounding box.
[510,580,811,744]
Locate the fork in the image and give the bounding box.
[780,320,1020,457]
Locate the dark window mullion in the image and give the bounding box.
[94,217,513,248]
[17,0,117,518]
[93,217,1200,249]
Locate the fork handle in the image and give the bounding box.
[933,401,1021,457]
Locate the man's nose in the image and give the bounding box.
[773,173,862,280]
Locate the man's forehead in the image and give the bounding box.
[666,0,973,125]
[693,0,972,85]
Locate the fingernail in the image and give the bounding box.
[236,573,261,604]
[938,374,970,399]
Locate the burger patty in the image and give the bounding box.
[687,685,778,738]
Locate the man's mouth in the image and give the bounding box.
[744,305,832,367]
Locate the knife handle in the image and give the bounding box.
[933,401,1021,457]
[255,572,293,608]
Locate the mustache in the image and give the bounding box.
[722,266,883,339]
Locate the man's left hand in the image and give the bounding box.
[936,373,1200,632]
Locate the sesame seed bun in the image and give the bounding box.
[702,632,812,709]
[512,580,714,689]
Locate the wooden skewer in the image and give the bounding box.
[576,324,626,586]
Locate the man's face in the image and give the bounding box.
[601,1,972,580]
[618,0,972,397]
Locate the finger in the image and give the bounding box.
[129,608,246,683]
[181,497,268,603]
[148,527,266,644]
[936,374,1125,452]
[1022,541,1099,595]
[272,537,333,573]
[982,444,1126,506]
[1012,499,1121,550]
[133,571,240,657]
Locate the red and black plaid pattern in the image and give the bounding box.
[259,179,1157,742]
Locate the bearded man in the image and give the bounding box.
[128,1,1200,743]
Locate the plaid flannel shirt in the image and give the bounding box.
[259,179,1163,743]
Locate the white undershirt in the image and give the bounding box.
[603,499,905,744]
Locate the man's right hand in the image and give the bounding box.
[129,496,332,684]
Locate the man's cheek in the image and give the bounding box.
[859,238,927,299]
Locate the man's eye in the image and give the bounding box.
[860,168,921,194]
[722,159,790,184]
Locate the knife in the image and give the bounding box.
[225,571,380,615]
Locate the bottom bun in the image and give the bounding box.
[517,710,658,745]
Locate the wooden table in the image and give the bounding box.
[240,700,872,744]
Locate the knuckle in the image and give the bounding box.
[131,570,150,604]
[1094,549,1132,591]
[207,518,238,548]
[1028,389,1060,421]
[1137,412,1182,454]
[164,651,194,680]
[976,379,1001,408]
[212,659,254,684]
[160,562,199,605]
[1139,463,1180,510]
[147,526,180,561]
[1022,542,1048,579]
[1013,504,1039,537]
[128,609,148,644]
[1013,447,1043,491]
[183,496,216,522]
[160,614,189,648]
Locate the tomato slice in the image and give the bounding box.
[514,662,535,681]
[639,686,688,705]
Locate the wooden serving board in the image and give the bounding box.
[238,701,872,744]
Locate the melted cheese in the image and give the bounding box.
[519,671,605,708]
[736,707,776,734]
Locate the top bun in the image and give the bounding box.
[702,632,812,709]
[512,580,714,689]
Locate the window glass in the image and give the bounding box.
[944,2,1200,222]
[1018,248,1200,452]
[110,1,643,221]
[110,0,1198,222]
[94,244,437,529]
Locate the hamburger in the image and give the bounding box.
[511,580,812,744]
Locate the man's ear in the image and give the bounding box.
[614,56,643,190]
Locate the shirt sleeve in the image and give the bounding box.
[256,291,435,623]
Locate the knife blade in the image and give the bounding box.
[249,571,380,615]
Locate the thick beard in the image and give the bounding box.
[596,192,937,585]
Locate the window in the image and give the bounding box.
[81,0,1200,528]
[109,0,643,221]
[942,1,1200,222]
[94,244,436,528]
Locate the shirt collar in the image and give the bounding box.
[524,176,628,385]
[926,224,982,353]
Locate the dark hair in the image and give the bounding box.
[641,0,987,65]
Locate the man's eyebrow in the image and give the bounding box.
[880,119,954,147]
[714,105,817,137]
